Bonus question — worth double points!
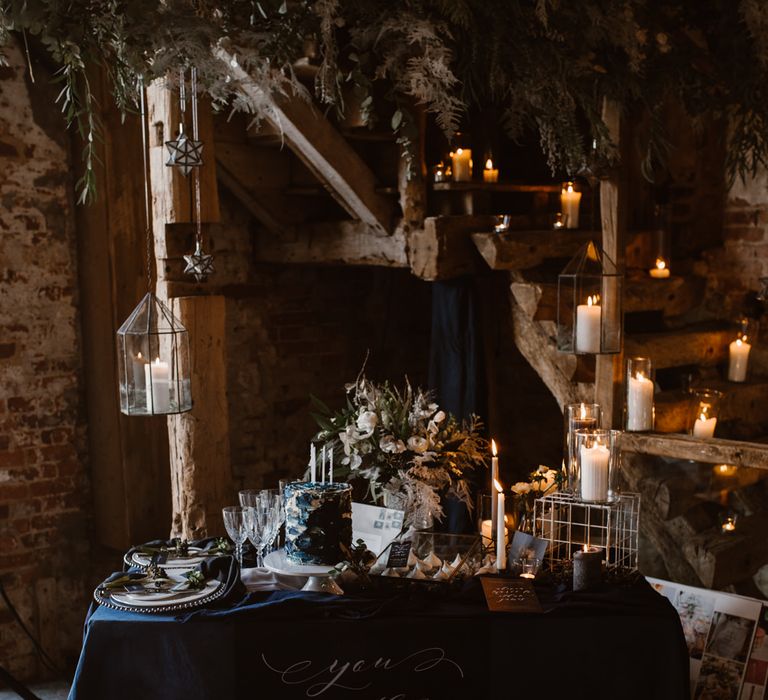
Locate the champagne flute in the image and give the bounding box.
[222,506,248,569]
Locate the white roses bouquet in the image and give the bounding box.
[312,376,488,527]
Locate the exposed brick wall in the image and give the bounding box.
[0,42,91,679]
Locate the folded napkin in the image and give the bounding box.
[123,537,236,569]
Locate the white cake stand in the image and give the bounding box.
[263,549,344,595]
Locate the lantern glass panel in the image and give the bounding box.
[116,292,192,416]
[557,241,623,354]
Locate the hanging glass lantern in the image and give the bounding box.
[116,293,192,415]
[557,241,623,354]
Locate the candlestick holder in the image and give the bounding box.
[533,491,639,571]
[688,389,723,439]
[563,403,602,493]
[556,241,623,354]
[574,429,621,503]
[624,357,654,432]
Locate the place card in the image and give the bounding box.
[386,542,412,568]
[481,577,542,613]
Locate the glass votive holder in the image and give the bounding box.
[564,403,602,493]
[727,318,757,383]
[432,162,447,183]
[518,557,542,579]
[625,357,654,432]
[493,214,511,234]
[574,429,621,503]
[560,181,582,229]
[688,389,723,439]
[720,512,738,534]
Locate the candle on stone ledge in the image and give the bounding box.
[451,148,472,182]
[560,181,582,229]
[483,158,499,183]
[693,404,717,439]
[728,335,751,382]
[627,371,654,432]
[573,545,603,591]
[649,258,671,279]
[575,295,602,353]
[494,479,506,572]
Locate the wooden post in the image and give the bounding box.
[595,99,627,427]
[168,296,233,539]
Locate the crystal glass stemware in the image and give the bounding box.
[238,490,260,508]
[245,504,275,568]
[222,506,248,568]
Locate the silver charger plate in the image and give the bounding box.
[94,579,225,614]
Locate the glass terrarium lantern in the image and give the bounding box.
[116,292,192,416]
[557,241,623,354]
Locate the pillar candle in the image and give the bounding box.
[575,296,601,353]
[483,158,499,183]
[481,519,508,544]
[144,357,170,413]
[627,372,654,431]
[490,439,499,538]
[132,351,147,395]
[451,148,472,182]
[494,480,506,571]
[560,183,582,229]
[573,546,602,591]
[580,442,610,501]
[728,337,751,382]
[693,412,717,438]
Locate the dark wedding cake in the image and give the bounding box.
[284,482,352,565]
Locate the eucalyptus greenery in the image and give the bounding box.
[2,0,768,202]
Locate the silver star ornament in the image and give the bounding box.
[183,241,215,282]
[165,130,204,176]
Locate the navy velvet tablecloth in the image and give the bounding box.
[69,577,689,700]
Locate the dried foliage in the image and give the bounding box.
[2,0,768,201]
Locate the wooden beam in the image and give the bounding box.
[625,325,733,369]
[220,49,394,235]
[595,99,627,428]
[619,432,768,469]
[472,230,596,271]
[168,296,233,540]
[408,215,494,280]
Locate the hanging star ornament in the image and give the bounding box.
[165,128,204,176]
[183,241,215,282]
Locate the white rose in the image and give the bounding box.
[433,410,446,424]
[407,435,429,453]
[380,435,406,454]
[356,411,378,434]
[511,482,531,495]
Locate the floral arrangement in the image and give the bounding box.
[510,465,563,531]
[312,376,488,527]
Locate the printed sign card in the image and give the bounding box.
[481,577,542,614]
[351,502,405,555]
[385,542,412,569]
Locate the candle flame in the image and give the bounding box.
[562,181,575,194]
[485,158,493,169]
[154,357,162,365]
[456,147,463,155]
[579,403,587,419]
[491,439,498,457]
[582,544,589,552]
[137,351,143,360]
[699,412,707,422]
[655,258,667,271]
[742,334,748,343]
[715,464,737,477]
[586,294,599,306]
[636,371,648,382]
[493,478,503,493]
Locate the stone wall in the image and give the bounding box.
[0,42,91,678]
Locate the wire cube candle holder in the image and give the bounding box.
[533,491,640,570]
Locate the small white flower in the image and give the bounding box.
[380,435,406,454]
[511,482,531,495]
[356,410,378,434]
[407,436,429,453]
[433,410,446,424]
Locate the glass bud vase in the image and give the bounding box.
[625,357,654,432]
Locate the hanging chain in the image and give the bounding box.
[178,67,186,132]
[191,66,203,251]
[138,77,153,292]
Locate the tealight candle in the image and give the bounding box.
[560,181,582,229]
[649,258,670,279]
[483,158,499,183]
[575,295,602,353]
[451,148,472,182]
[728,336,751,382]
[721,516,737,533]
[144,357,170,413]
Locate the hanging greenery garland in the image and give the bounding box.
[2,0,768,202]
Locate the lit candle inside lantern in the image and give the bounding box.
[481,519,508,544]
[494,479,506,571]
[132,351,148,395]
[575,295,602,353]
[580,441,610,502]
[714,464,737,478]
[483,158,499,183]
[560,181,582,229]
[728,336,751,382]
[451,148,472,182]
[144,357,170,413]
[490,439,499,539]
[693,405,717,438]
[721,516,736,533]
[649,258,670,279]
[627,372,654,431]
